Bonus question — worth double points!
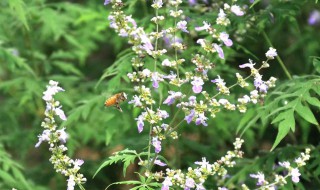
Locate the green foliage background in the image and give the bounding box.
[0,0,319,189]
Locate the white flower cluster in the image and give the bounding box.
[36,80,86,190]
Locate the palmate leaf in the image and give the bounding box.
[93,149,138,178]
[8,0,29,30]
[238,75,320,151]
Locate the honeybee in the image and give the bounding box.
[104,92,127,112]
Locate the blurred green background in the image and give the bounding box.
[0,0,320,189]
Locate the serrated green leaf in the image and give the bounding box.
[8,0,29,30]
[93,149,137,178]
[52,61,83,76]
[105,180,142,190]
[237,109,255,134]
[295,102,318,125]
[271,114,294,151]
[313,57,320,74]
[306,96,320,108]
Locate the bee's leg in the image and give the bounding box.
[115,103,123,112]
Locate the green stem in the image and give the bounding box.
[262,31,292,80]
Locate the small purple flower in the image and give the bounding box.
[279,161,290,168]
[308,10,320,25]
[154,159,167,166]
[177,20,189,33]
[195,21,211,31]
[254,75,268,93]
[265,47,277,59]
[157,109,169,119]
[42,80,64,101]
[136,114,145,133]
[211,75,224,84]
[56,128,68,144]
[188,0,197,6]
[152,137,161,153]
[219,32,233,47]
[128,95,143,107]
[195,113,208,126]
[163,91,183,105]
[239,60,255,69]
[291,168,301,183]
[162,177,172,190]
[250,172,266,186]
[55,106,67,121]
[74,159,84,167]
[151,72,163,88]
[185,109,195,124]
[213,43,224,59]
[191,77,204,93]
[35,129,51,148]
[231,5,244,16]
[104,0,111,5]
[185,177,195,189]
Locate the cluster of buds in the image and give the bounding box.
[160,138,244,190]
[35,80,86,190]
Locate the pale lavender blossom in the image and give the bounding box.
[308,10,320,25]
[163,34,183,48]
[191,77,204,93]
[163,91,183,105]
[74,159,84,168]
[128,95,143,107]
[265,47,277,59]
[291,168,301,183]
[195,113,208,126]
[196,39,206,47]
[219,32,233,47]
[239,60,255,69]
[254,75,268,93]
[42,80,64,101]
[195,21,211,31]
[104,0,111,5]
[231,5,245,16]
[157,109,169,119]
[250,172,266,186]
[151,72,163,88]
[35,129,51,148]
[56,128,68,144]
[153,0,163,8]
[213,43,224,59]
[162,59,173,67]
[177,20,189,33]
[188,0,197,6]
[55,106,67,120]
[152,137,162,153]
[154,159,167,166]
[211,75,225,85]
[136,114,145,133]
[185,177,195,189]
[185,109,196,123]
[162,177,172,190]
